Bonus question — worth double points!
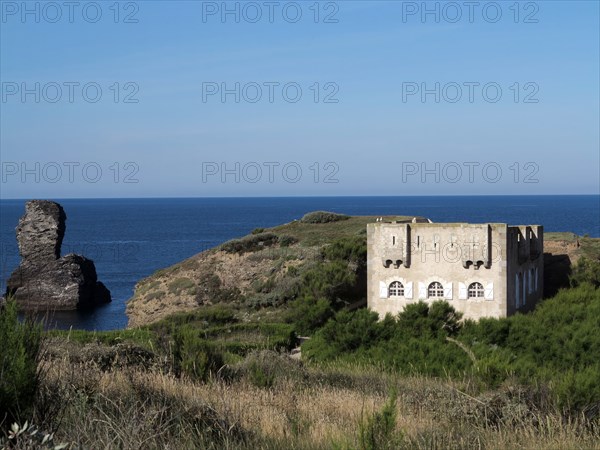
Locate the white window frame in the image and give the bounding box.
[388,281,404,297]
[427,282,444,299]
[468,282,484,299]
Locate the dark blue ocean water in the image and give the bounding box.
[1,196,599,331]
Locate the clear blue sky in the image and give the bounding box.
[1,0,598,198]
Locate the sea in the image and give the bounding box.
[1,196,598,331]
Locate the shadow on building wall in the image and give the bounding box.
[543,252,572,298]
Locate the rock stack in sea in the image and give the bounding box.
[4,200,111,310]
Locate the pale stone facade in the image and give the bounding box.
[367,221,543,320]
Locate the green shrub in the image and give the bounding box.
[251,227,265,235]
[322,235,367,266]
[201,322,297,353]
[168,278,196,296]
[287,296,334,335]
[248,361,275,388]
[151,305,237,333]
[461,317,510,347]
[570,257,600,288]
[300,211,350,224]
[253,276,277,294]
[146,290,165,301]
[286,252,365,334]
[302,285,600,406]
[285,233,368,334]
[358,389,401,450]
[476,348,517,388]
[297,261,357,302]
[304,309,381,360]
[0,299,43,425]
[552,364,600,411]
[48,327,155,348]
[278,235,297,247]
[244,293,280,309]
[237,351,305,389]
[220,232,279,254]
[172,325,224,381]
[461,283,600,407]
[303,302,472,378]
[396,301,462,339]
[137,280,161,295]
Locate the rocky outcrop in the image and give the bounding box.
[5,200,111,310]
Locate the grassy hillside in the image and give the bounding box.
[126,213,416,327]
[2,213,599,448]
[545,232,599,260]
[127,210,598,328]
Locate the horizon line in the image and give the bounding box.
[1,193,599,201]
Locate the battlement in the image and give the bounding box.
[367,221,544,320]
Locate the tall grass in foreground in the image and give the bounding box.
[3,346,599,449]
[3,277,600,448]
[0,299,43,427]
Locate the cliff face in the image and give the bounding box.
[126,247,298,327]
[5,200,111,310]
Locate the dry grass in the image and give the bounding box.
[12,346,597,450]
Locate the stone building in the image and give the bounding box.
[367,221,543,320]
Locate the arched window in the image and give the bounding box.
[427,282,444,298]
[468,282,484,298]
[388,281,404,297]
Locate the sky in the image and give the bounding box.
[0,0,599,198]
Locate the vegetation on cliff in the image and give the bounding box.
[126,213,414,327]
